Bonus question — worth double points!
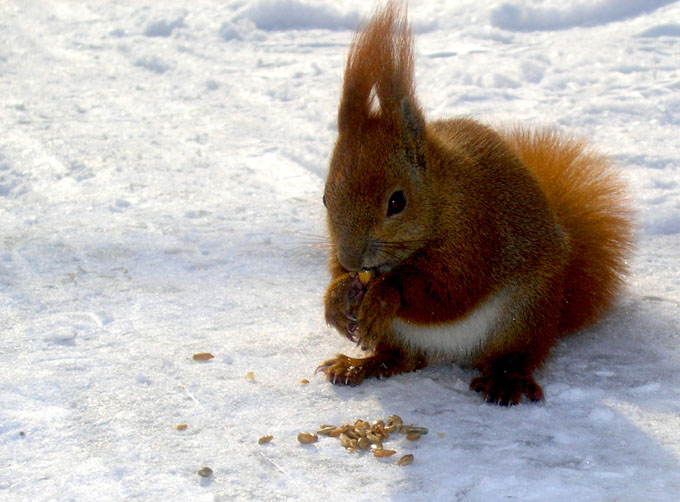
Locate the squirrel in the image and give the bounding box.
[317,2,633,405]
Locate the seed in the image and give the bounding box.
[329,426,347,437]
[369,440,383,450]
[317,426,336,436]
[406,433,421,441]
[174,424,188,431]
[338,433,353,448]
[297,432,318,444]
[192,353,214,361]
[344,429,360,440]
[354,419,370,429]
[373,449,397,458]
[358,268,373,286]
[258,435,273,445]
[357,437,370,450]
[399,425,428,435]
[197,467,213,478]
[354,426,368,437]
[387,415,403,427]
[374,422,389,439]
[300,379,310,384]
[366,432,382,444]
[397,454,414,466]
[245,371,255,381]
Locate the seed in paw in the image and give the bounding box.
[358,268,374,286]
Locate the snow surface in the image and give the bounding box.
[1,0,680,500]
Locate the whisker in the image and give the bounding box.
[378,239,425,248]
[374,246,403,263]
[278,229,332,264]
[283,229,331,245]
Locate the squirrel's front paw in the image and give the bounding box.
[356,282,400,349]
[324,274,363,342]
[317,348,428,386]
[316,354,370,386]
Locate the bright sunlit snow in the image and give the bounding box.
[1,1,680,501]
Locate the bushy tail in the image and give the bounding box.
[502,128,634,334]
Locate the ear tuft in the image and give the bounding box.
[337,1,423,136]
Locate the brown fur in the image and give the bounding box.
[318,2,633,405]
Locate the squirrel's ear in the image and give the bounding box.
[399,97,426,169]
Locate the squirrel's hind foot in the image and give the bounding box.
[470,370,544,406]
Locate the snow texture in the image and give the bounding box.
[1,0,680,501]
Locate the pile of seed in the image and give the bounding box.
[297,415,425,466]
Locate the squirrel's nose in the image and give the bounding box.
[337,244,365,272]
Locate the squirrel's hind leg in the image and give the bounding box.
[317,344,427,386]
[469,277,564,406]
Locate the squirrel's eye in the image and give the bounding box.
[322,194,327,208]
[387,191,406,217]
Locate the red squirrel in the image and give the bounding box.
[317,2,633,405]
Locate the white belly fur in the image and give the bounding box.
[392,289,509,362]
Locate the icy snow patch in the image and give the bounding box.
[491,0,677,31]
[639,23,680,37]
[144,15,186,38]
[235,0,360,31]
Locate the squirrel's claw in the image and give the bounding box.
[315,362,331,375]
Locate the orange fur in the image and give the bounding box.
[500,128,634,334]
[318,2,633,405]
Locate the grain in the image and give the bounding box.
[297,432,318,444]
[258,435,273,445]
[197,467,213,478]
[397,454,414,466]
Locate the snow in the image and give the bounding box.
[490,0,678,31]
[1,0,679,501]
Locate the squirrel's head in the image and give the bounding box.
[324,116,431,272]
[324,2,431,272]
